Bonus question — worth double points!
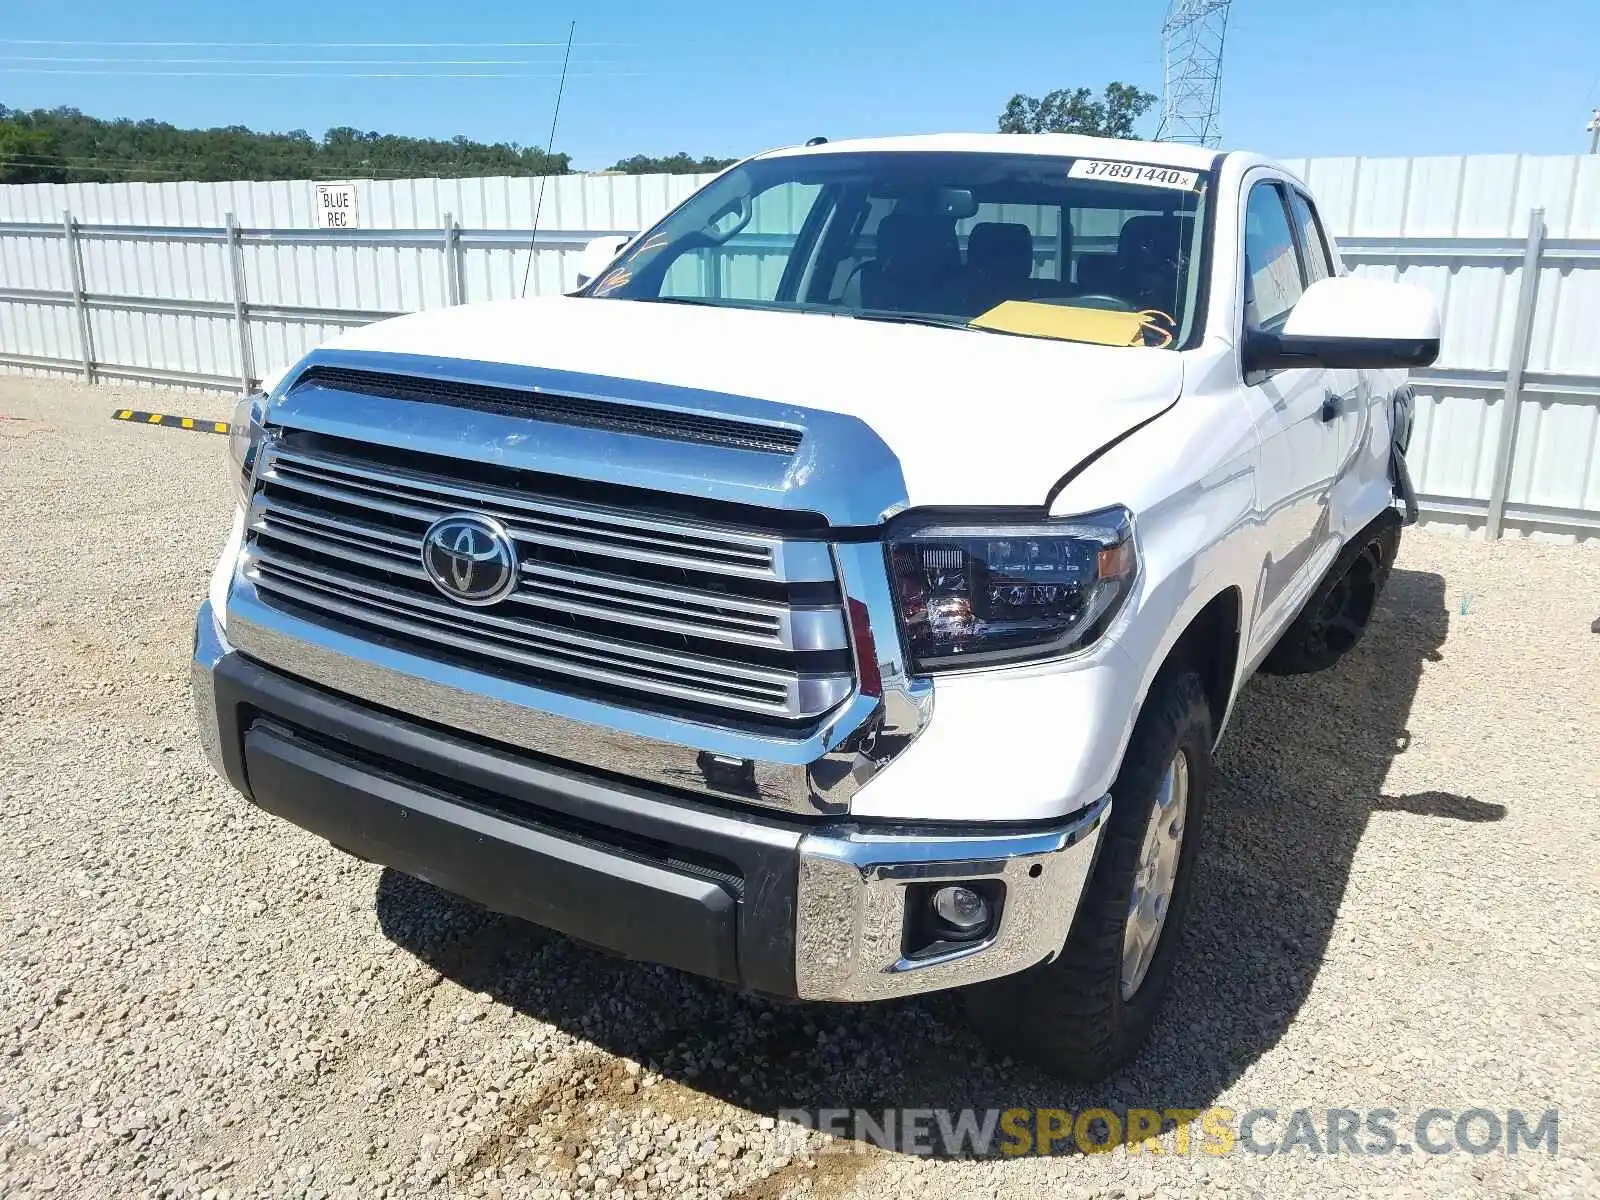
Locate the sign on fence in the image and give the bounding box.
[313,182,360,230]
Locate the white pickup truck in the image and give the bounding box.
[194,133,1438,1078]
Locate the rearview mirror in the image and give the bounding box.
[932,187,978,219]
[1244,276,1440,372]
[572,234,632,291]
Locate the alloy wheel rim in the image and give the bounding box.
[1121,750,1189,1001]
[1308,543,1381,658]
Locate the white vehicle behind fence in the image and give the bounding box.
[195,133,1439,1078]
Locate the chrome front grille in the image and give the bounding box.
[241,435,856,725]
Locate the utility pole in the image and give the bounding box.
[1589,109,1600,154]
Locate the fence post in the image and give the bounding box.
[1484,207,1547,540]
[443,212,464,305]
[224,212,253,395]
[61,210,95,382]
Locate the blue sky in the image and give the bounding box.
[3,0,1597,170]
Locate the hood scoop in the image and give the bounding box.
[289,364,805,457]
[267,348,909,526]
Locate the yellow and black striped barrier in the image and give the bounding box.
[112,409,231,435]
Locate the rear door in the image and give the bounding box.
[1237,177,1343,659]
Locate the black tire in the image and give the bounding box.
[961,671,1213,1080]
[1259,517,1401,676]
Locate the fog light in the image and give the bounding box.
[931,885,990,937]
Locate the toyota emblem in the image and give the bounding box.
[420,514,519,606]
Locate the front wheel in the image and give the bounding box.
[961,671,1213,1080]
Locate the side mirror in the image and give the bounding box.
[1244,276,1441,372]
[572,234,632,291]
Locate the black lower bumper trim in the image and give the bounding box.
[210,653,807,995]
[244,723,740,982]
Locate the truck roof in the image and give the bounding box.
[756,132,1223,171]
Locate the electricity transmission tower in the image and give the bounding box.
[1156,0,1234,147]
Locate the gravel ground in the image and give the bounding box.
[2,374,1599,1200]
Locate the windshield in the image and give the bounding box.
[586,150,1211,349]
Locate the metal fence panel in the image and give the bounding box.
[3,157,1598,537]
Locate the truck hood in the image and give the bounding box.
[287,296,1184,512]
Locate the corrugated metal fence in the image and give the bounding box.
[0,172,714,396]
[1279,155,1600,539]
[2,155,1598,538]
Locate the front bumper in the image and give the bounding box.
[194,601,1108,1001]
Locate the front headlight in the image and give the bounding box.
[887,506,1137,671]
[227,392,268,506]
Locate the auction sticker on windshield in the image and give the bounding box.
[1068,160,1199,190]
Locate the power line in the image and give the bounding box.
[5,147,573,176]
[0,38,620,48]
[8,146,569,168]
[8,152,257,170]
[0,55,622,66]
[1,157,572,180]
[0,68,638,78]
[1,159,272,179]
[6,148,568,169]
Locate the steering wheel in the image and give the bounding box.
[1067,293,1137,312]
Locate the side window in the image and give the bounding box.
[811,194,893,304]
[1242,182,1304,331]
[659,181,824,302]
[1288,190,1335,283]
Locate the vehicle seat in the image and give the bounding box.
[1115,214,1190,315]
[860,213,963,313]
[964,221,1036,312]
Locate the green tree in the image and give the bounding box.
[997,83,1158,139]
[0,110,67,183]
[0,104,745,183]
[609,152,737,175]
[0,104,572,183]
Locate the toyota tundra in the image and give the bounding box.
[193,133,1439,1077]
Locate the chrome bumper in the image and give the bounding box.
[794,796,1109,1000]
[192,599,231,781]
[193,600,1108,1001]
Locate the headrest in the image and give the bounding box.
[875,212,961,281]
[967,222,1034,281]
[1117,214,1186,268]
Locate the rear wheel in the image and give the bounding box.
[961,671,1213,1080]
[1260,518,1400,676]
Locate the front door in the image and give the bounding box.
[1237,178,1343,660]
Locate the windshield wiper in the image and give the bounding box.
[635,296,730,307]
[839,310,1045,339]
[630,298,1034,340]
[840,310,979,332]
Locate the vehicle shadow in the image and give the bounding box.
[374,564,1504,1153]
